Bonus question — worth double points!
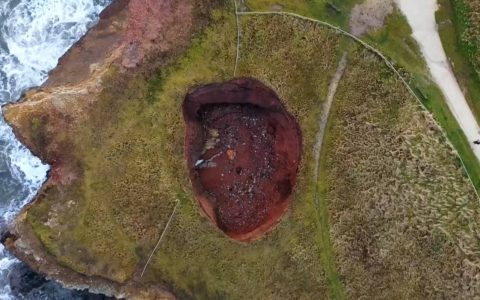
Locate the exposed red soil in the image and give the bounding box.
[183,78,302,242]
[45,0,193,86]
[122,0,193,68]
[11,0,196,183]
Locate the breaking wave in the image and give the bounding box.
[0,0,111,298]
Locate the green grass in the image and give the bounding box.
[362,4,480,191]
[321,45,480,299]
[243,0,362,28]
[430,0,480,191]
[16,1,480,298]
[410,73,480,189]
[364,8,426,75]
[241,0,480,195]
[143,14,347,299]
[315,155,345,300]
[447,0,480,75]
[436,0,480,123]
[26,8,348,299]
[237,14,347,299]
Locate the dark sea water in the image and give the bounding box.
[0,0,112,298]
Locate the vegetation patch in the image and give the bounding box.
[242,0,362,28]
[26,8,345,299]
[16,0,480,298]
[321,45,480,298]
[448,0,480,77]
[364,2,480,191]
[436,0,480,122]
[240,0,480,192]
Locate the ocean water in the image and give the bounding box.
[0,0,111,298]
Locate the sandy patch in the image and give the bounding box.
[350,0,393,36]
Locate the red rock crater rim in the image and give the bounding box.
[183,78,302,242]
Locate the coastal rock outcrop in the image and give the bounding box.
[0,0,349,298]
[1,0,220,298]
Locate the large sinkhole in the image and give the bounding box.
[183,78,302,242]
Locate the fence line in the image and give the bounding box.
[236,10,480,201]
[140,200,180,278]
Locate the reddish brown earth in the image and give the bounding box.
[183,78,302,241]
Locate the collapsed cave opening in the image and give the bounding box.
[183,78,302,242]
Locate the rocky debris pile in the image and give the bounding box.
[183,78,302,241]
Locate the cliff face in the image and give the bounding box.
[4,0,480,299]
[4,0,196,177]
[1,0,218,298]
[1,0,347,296]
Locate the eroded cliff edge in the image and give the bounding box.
[1,0,223,298]
[6,0,480,298]
[0,0,346,296]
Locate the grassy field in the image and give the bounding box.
[15,0,480,299]
[240,0,480,193]
[237,15,348,299]
[26,7,348,299]
[243,0,362,28]
[363,5,480,191]
[436,0,480,124]
[322,45,480,298]
[364,8,425,74]
[445,0,480,77]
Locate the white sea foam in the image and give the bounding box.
[0,0,111,298]
[0,116,49,221]
[0,0,111,101]
[0,0,110,218]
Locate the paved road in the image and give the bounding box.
[397,0,480,163]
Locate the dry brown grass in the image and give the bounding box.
[26,10,345,299]
[321,46,480,299]
[17,1,480,298]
